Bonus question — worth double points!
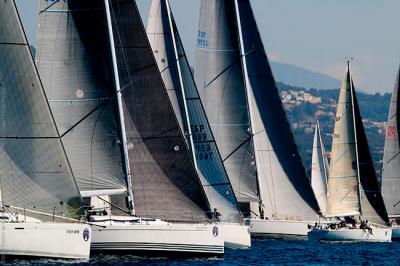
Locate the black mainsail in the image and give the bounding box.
[0,0,82,220]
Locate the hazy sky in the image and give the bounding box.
[16,0,400,93]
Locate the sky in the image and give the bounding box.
[16,0,400,94]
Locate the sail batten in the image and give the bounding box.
[0,0,82,219]
[147,0,242,223]
[108,0,210,222]
[36,0,126,195]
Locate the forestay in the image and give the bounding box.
[147,0,241,223]
[195,0,258,204]
[311,122,329,215]
[36,0,126,197]
[107,0,210,222]
[382,66,400,217]
[0,0,82,219]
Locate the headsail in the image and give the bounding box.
[196,0,319,220]
[147,0,241,223]
[36,0,126,197]
[311,122,329,215]
[195,0,258,204]
[0,0,82,219]
[107,0,210,222]
[382,66,400,217]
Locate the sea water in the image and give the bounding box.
[1,239,398,265]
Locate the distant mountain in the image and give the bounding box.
[270,61,341,90]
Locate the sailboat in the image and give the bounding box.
[147,0,250,247]
[0,0,91,259]
[308,62,391,242]
[195,0,320,238]
[381,65,400,240]
[311,122,329,216]
[36,0,223,255]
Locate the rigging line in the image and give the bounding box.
[389,112,397,120]
[205,58,241,88]
[39,0,61,15]
[385,151,400,165]
[60,100,108,138]
[222,134,252,163]
[96,196,130,215]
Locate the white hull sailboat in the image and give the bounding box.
[0,0,91,260]
[37,0,224,256]
[90,216,223,255]
[246,219,314,239]
[147,0,250,248]
[195,0,320,239]
[0,221,91,259]
[308,62,391,242]
[381,66,400,241]
[308,227,391,242]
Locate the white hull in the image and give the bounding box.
[391,226,400,240]
[219,223,251,247]
[0,222,91,259]
[308,228,392,242]
[246,218,315,239]
[90,216,224,255]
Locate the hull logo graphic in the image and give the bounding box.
[83,228,90,241]
[213,226,219,237]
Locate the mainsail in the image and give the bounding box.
[382,66,400,217]
[0,0,82,219]
[196,0,319,220]
[36,0,126,197]
[147,0,241,223]
[311,122,329,215]
[107,0,210,222]
[328,63,388,224]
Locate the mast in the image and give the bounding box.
[103,0,134,214]
[348,62,363,217]
[165,0,198,170]
[233,0,264,213]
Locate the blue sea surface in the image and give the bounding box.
[2,239,398,265]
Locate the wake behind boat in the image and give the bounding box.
[307,62,391,243]
[0,0,91,259]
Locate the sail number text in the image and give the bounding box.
[197,31,208,47]
[191,124,213,160]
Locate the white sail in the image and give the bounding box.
[327,64,361,218]
[311,122,329,215]
[382,66,400,217]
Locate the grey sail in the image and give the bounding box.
[147,0,241,223]
[235,0,319,219]
[352,79,388,225]
[311,122,329,216]
[196,0,319,219]
[382,66,400,217]
[36,0,126,197]
[195,0,258,204]
[108,0,210,222]
[0,0,82,219]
